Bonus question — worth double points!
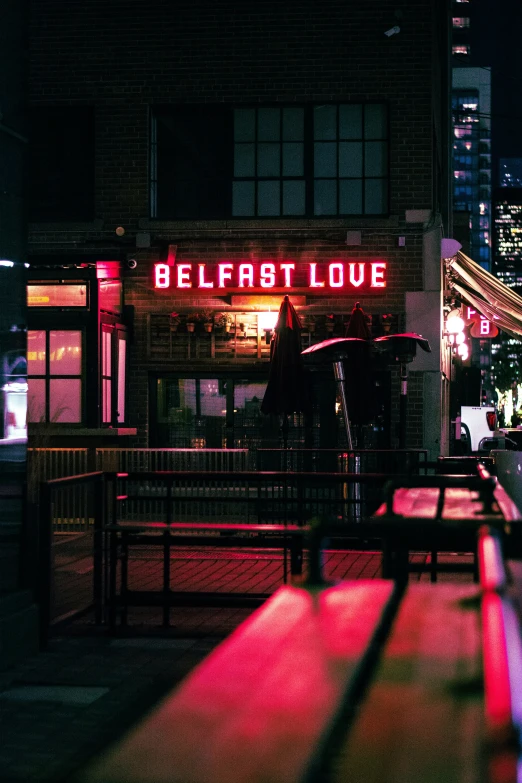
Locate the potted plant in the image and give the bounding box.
[186,313,199,332]
[381,313,393,333]
[201,309,214,333]
[214,312,233,333]
[325,313,335,333]
[169,312,181,332]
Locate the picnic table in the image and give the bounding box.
[82,528,522,783]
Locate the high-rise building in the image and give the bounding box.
[500,159,522,188]
[493,188,522,287]
[452,68,492,270]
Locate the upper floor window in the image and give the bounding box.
[151,104,389,219]
[453,17,470,27]
[28,107,95,222]
[452,45,470,56]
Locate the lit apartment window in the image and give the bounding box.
[27,330,83,423]
[453,17,470,27]
[453,45,470,55]
[454,127,472,138]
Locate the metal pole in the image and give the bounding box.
[399,362,408,449]
[333,360,353,449]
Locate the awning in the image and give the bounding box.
[446,251,522,340]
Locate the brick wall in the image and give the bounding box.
[27,0,446,448]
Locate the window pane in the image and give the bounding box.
[234,109,255,141]
[339,142,363,177]
[258,108,280,141]
[102,331,112,377]
[282,108,304,141]
[49,331,81,375]
[282,143,304,176]
[27,331,46,375]
[117,338,126,424]
[103,378,112,423]
[365,179,387,214]
[232,181,255,216]
[257,143,280,176]
[340,179,363,214]
[283,181,305,215]
[314,142,337,177]
[234,143,255,176]
[365,141,387,176]
[50,379,81,423]
[314,105,336,140]
[27,379,46,423]
[314,180,337,215]
[27,284,87,308]
[365,105,387,139]
[257,181,280,216]
[339,105,362,139]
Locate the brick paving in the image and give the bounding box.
[0,547,474,782]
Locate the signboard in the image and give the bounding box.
[153,261,387,293]
[464,307,499,339]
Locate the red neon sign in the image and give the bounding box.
[154,261,387,291]
[465,307,499,339]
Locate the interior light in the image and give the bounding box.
[456,332,466,345]
[258,311,279,331]
[446,313,465,334]
[0,260,14,267]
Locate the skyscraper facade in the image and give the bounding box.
[493,188,522,287]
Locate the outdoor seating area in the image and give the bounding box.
[82,525,522,783]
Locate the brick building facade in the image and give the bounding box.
[26,0,453,456]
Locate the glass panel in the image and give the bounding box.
[365,141,387,176]
[283,181,306,215]
[27,330,46,375]
[234,381,267,449]
[339,142,363,177]
[234,143,255,177]
[49,331,81,375]
[103,378,112,423]
[314,180,337,215]
[232,181,255,216]
[365,179,387,214]
[340,179,363,214]
[257,143,280,177]
[339,105,362,139]
[27,284,87,307]
[257,181,280,216]
[50,378,81,423]
[282,143,304,176]
[27,378,46,423]
[102,330,112,377]
[117,338,126,423]
[314,105,336,140]
[364,105,387,139]
[258,108,280,141]
[99,280,122,315]
[234,109,255,141]
[314,142,337,177]
[282,108,304,141]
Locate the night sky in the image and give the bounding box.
[470,0,522,184]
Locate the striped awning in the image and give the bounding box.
[446,251,522,340]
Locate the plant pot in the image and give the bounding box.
[187,322,195,333]
[204,323,213,333]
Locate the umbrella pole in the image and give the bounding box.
[399,362,408,449]
[333,360,353,449]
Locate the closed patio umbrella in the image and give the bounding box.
[261,296,311,448]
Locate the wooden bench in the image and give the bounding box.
[82,527,522,783]
[106,521,308,628]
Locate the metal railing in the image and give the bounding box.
[38,472,105,643]
[96,448,252,473]
[28,448,90,531]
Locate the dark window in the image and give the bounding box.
[28,106,95,221]
[151,104,389,219]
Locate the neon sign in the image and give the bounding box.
[154,261,387,291]
[465,307,499,339]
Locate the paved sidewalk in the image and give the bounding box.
[0,548,474,782]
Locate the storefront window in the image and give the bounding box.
[27,330,82,423]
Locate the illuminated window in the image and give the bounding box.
[27,283,88,308]
[453,17,470,27]
[27,330,82,423]
[151,104,388,219]
[101,326,127,426]
[453,45,470,55]
[454,127,472,138]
